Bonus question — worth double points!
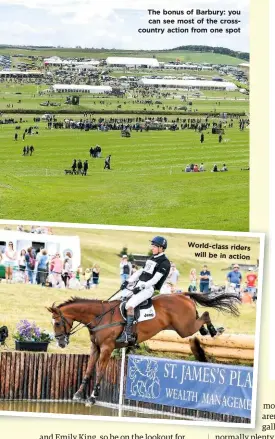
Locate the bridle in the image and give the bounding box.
[52,301,123,342]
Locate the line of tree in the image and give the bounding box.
[171,45,249,61]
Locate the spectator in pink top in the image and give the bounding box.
[51,252,63,286]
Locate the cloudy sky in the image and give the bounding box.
[0,0,249,51]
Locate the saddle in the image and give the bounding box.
[120,299,156,323]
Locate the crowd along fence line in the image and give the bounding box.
[0,350,250,423]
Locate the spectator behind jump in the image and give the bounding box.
[200,265,211,294]
[25,247,36,284]
[227,264,242,294]
[51,252,63,286]
[188,268,197,292]
[4,241,17,283]
[69,272,82,290]
[92,263,100,287]
[245,267,257,297]
[18,249,27,283]
[120,255,132,282]
[84,268,92,289]
[37,249,49,286]
[167,262,180,287]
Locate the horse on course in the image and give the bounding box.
[47,291,240,406]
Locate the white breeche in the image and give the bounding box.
[125,286,154,309]
[109,284,154,309]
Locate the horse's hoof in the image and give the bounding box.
[216,326,225,335]
[73,392,84,402]
[85,397,96,407]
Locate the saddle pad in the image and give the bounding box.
[120,300,156,323]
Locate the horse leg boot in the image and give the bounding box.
[202,311,217,337]
[116,308,136,345]
[196,310,209,336]
[73,343,99,402]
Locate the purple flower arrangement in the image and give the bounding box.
[13,320,53,343]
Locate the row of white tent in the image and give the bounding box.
[51,78,237,93]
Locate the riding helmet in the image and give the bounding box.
[150,236,168,249]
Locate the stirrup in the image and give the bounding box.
[116,331,128,343]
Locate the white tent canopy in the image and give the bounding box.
[106,57,159,68]
[139,78,237,91]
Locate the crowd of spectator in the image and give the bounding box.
[0,243,100,290]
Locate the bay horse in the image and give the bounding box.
[47,291,240,407]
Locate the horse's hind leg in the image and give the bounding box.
[173,311,216,338]
[189,337,208,362]
[73,342,99,402]
[195,310,208,336]
[86,342,115,407]
[200,311,217,337]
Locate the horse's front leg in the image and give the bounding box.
[86,343,115,407]
[73,342,99,402]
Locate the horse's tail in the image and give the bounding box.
[186,292,241,316]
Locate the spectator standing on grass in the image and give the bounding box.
[84,268,92,289]
[37,249,49,286]
[104,155,111,170]
[200,133,204,143]
[77,159,83,175]
[4,242,17,283]
[72,159,77,174]
[120,255,132,282]
[83,160,88,176]
[218,134,223,143]
[92,263,100,287]
[18,249,27,283]
[200,265,211,294]
[22,132,25,141]
[62,257,71,288]
[188,268,197,292]
[227,264,242,295]
[14,133,18,141]
[30,145,34,156]
[167,262,180,287]
[34,248,42,284]
[245,267,257,295]
[51,252,63,286]
[25,247,36,284]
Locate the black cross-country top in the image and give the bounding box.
[139,254,171,291]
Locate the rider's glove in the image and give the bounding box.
[120,280,129,290]
[132,286,141,295]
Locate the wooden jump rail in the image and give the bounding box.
[0,351,250,423]
[145,331,254,364]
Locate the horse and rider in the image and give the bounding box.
[48,235,239,406]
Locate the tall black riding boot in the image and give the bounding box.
[116,315,136,344]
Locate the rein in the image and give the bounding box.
[54,301,123,339]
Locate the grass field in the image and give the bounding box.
[0,227,259,354]
[0,48,246,65]
[0,114,249,230]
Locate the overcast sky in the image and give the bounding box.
[0,0,249,52]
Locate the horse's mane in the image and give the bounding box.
[57,297,106,308]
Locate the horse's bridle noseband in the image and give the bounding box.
[52,302,123,341]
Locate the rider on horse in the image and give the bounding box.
[112,236,171,344]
